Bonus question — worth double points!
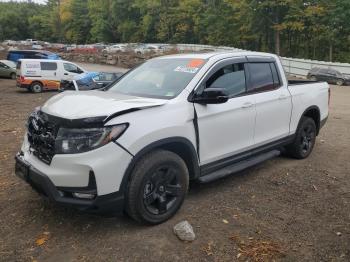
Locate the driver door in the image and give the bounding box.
[62,62,84,80]
[193,58,256,165]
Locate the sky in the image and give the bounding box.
[0,0,46,3]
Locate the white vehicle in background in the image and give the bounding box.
[32,44,43,50]
[25,39,38,45]
[2,40,17,46]
[134,44,163,55]
[16,59,86,92]
[65,44,77,52]
[15,51,329,224]
[103,44,128,53]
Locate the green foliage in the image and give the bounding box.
[0,0,349,62]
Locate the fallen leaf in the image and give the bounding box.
[35,232,50,246]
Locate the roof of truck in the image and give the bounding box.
[157,51,277,61]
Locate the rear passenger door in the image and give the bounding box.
[246,57,292,146]
[194,58,256,165]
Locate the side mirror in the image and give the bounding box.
[192,87,229,104]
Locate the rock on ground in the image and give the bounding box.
[173,221,196,241]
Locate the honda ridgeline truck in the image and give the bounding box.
[15,52,330,224]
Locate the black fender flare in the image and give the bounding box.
[297,105,321,135]
[118,137,200,195]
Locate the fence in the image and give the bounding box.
[170,44,350,78]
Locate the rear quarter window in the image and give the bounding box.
[40,62,57,71]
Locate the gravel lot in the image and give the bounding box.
[0,74,349,261]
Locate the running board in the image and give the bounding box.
[198,150,281,183]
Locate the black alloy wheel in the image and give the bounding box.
[299,124,316,156]
[143,166,182,215]
[286,116,316,159]
[126,150,189,224]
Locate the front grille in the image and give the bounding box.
[27,111,58,164]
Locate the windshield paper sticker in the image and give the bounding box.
[187,59,205,68]
[174,59,205,74]
[174,66,199,74]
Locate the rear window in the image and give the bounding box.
[16,61,21,70]
[40,62,57,71]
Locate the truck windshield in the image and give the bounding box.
[107,58,206,99]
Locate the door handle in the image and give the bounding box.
[278,94,288,100]
[64,73,68,75]
[241,102,253,108]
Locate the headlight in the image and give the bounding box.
[55,123,128,154]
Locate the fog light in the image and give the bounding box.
[72,192,96,199]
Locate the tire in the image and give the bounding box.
[336,79,344,86]
[30,82,43,93]
[310,76,317,81]
[10,72,16,80]
[286,117,317,159]
[126,150,189,225]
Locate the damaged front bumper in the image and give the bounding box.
[15,153,125,213]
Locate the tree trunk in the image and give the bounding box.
[329,43,333,62]
[275,29,280,55]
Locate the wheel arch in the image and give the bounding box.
[31,80,44,87]
[299,105,321,135]
[119,137,200,194]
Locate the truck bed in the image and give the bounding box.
[288,79,321,86]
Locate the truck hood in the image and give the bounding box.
[41,91,167,120]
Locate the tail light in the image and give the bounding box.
[20,76,25,82]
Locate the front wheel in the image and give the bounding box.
[126,150,189,225]
[10,73,16,80]
[286,117,316,159]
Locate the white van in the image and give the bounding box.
[16,59,86,92]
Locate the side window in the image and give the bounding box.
[64,63,79,73]
[40,62,57,71]
[319,69,328,75]
[0,62,6,68]
[248,63,275,93]
[206,63,246,97]
[270,63,281,88]
[327,70,336,76]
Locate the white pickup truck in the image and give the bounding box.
[15,51,330,224]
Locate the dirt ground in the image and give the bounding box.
[0,77,349,262]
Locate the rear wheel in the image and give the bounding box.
[126,150,189,225]
[310,76,317,81]
[30,82,43,93]
[286,117,316,159]
[10,72,16,80]
[336,79,344,86]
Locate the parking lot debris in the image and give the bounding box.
[173,220,196,241]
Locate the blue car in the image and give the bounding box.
[60,71,123,91]
[7,50,60,62]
